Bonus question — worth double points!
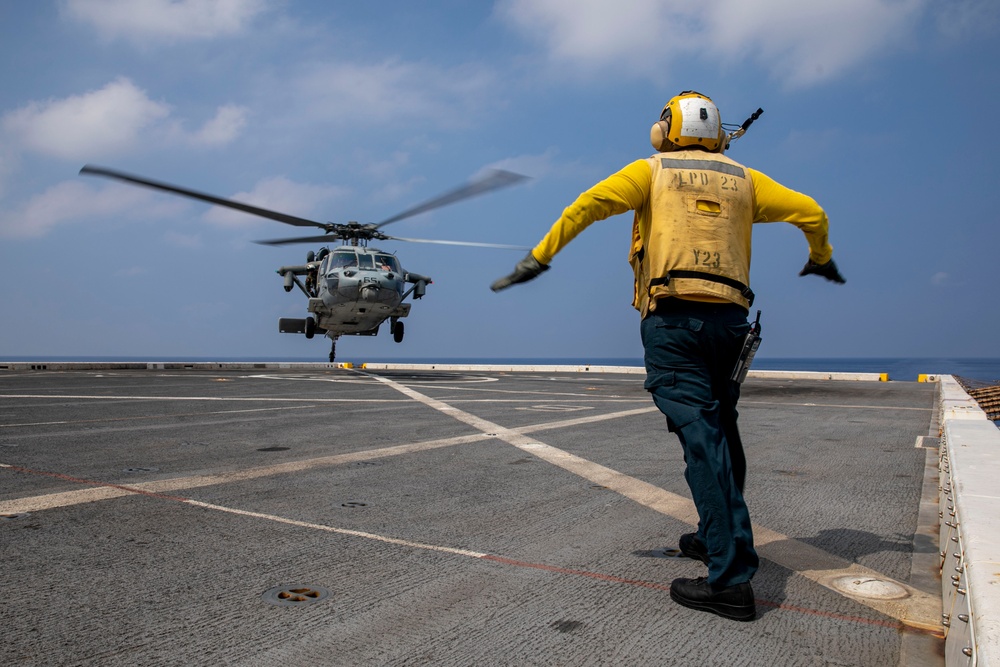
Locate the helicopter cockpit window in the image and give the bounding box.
[375,254,400,272]
[330,251,357,269]
[356,253,374,269]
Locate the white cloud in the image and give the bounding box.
[934,0,1000,39]
[62,0,269,42]
[498,0,928,86]
[201,176,349,228]
[2,79,248,161]
[3,78,170,161]
[174,104,250,147]
[291,60,496,126]
[497,0,697,68]
[0,180,181,239]
[931,271,949,285]
[703,0,925,87]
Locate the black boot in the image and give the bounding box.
[670,577,756,622]
[678,532,709,565]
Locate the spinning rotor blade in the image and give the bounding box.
[255,233,529,250]
[373,169,528,229]
[79,164,329,230]
[386,236,531,250]
[255,234,341,246]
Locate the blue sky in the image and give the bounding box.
[1,0,998,361]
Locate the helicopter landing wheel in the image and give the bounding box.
[304,316,316,339]
[392,320,404,343]
[329,340,336,363]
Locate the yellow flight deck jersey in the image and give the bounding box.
[530,154,833,316]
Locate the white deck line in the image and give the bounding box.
[362,363,649,374]
[937,375,1000,666]
[360,363,889,381]
[748,369,888,382]
[3,361,888,381]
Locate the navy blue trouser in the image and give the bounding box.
[640,298,759,588]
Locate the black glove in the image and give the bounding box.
[490,252,550,292]
[799,258,845,284]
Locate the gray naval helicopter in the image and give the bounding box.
[80,165,528,362]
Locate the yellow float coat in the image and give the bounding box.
[530,154,833,314]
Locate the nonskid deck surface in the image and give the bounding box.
[0,367,940,666]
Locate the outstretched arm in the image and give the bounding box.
[492,160,650,291]
[749,168,844,283]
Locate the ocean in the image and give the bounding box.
[353,357,1000,383]
[5,356,1000,384]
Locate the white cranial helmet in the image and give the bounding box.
[650,90,725,153]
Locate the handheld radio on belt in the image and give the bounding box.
[731,310,762,384]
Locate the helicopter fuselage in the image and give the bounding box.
[277,245,429,342]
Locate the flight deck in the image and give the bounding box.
[0,365,949,665]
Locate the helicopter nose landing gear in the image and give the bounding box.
[329,339,337,363]
[391,318,404,343]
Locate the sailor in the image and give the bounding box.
[491,91,845,621]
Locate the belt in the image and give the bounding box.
[649,270,755,306]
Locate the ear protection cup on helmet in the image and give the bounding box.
[649,119,674,152]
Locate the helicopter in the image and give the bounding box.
[79,165,529,362]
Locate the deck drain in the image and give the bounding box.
[261,585,330,606]
[551,620,585,633]
[1,512,31,521]
[828,575,908,600]
[122,467,159,473]
[341,501,367,508]
[257,446,290,452]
